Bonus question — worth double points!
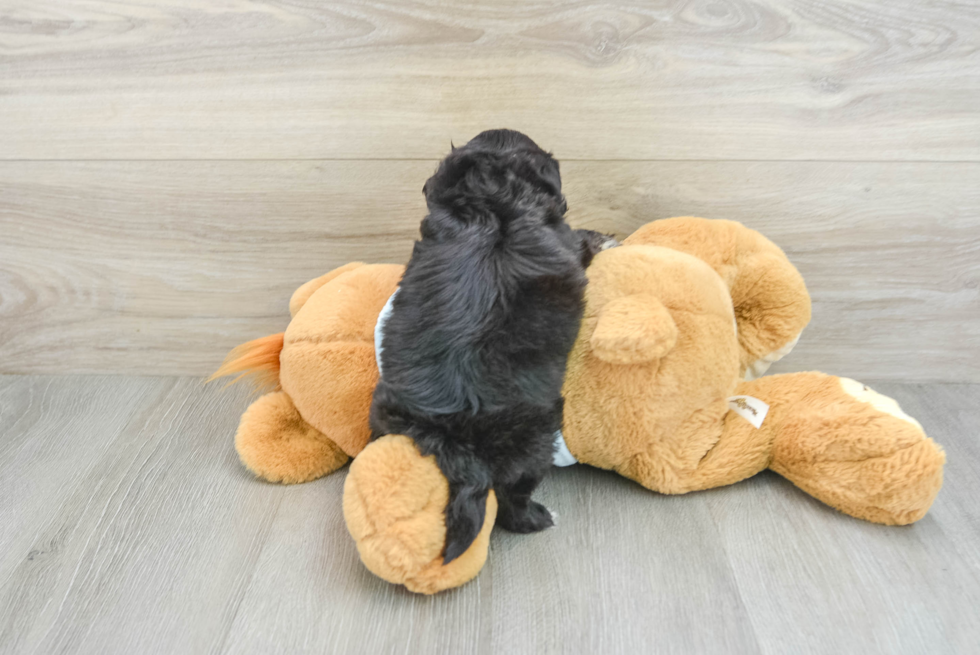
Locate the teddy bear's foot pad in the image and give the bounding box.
[235,391,350,484]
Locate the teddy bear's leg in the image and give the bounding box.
[737,373,945,525]
[235,390,350,484]
[279,263,405,460]
[343,435,497,594]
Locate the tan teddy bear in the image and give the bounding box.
[213,218,944,595]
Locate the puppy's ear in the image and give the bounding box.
[535,156,562,196]
[420,209,464,241]
[590,294,677,365]
[426,150,478,203]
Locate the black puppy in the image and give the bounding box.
[370,129,599,563]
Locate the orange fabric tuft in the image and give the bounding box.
[208,332,285,392]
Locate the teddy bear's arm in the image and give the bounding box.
[729,251,810,378]
[623,217,811,379]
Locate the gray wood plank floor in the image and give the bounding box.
[1,375,977,654]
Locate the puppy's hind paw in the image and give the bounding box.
[498,500,555,533]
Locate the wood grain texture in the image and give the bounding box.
[1,0,979,160]
[1,1,976,650]
[2,160,977,380]
[0,377,281,654]
[0,375,977,654]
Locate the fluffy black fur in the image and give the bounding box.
[369,129,601,563]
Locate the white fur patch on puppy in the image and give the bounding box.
[552,430,578,466]
[374,288,399,375]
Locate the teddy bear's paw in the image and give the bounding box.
[743,332,802,380]
[235,391,349,484]
[838,378,923,430]
[343,435,497,594]
[770,376,944,525]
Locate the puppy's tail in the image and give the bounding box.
[207,332,285,392]
[433,444,493,564]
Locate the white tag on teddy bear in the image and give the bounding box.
[727,395,769,429]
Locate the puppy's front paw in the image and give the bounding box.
[497,500,555,533]
[576,229,620,268]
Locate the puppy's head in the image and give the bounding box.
[420,129,567,240]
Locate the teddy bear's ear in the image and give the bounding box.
[590,294,678,365]
[289,262,366,317]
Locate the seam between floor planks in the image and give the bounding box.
[0,388,978,650]
[3,160,978,381]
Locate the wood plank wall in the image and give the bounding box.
[1,1,978,381]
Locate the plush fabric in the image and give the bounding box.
[280,263,403,458]
[216,262,401,484]
[625,217,811,377]
[214,217,944,594]
[288,261,367,318]
[235,391,349,484]
[343,435,497,594]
